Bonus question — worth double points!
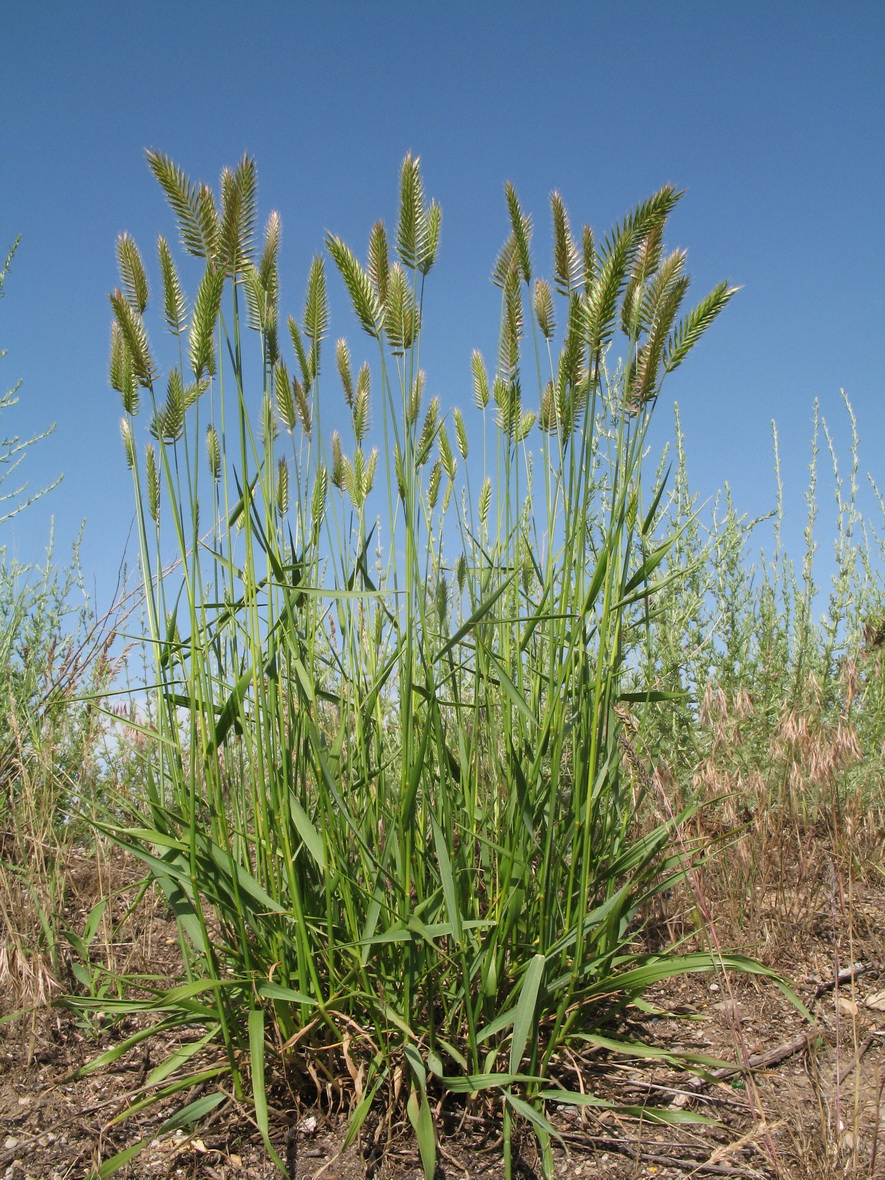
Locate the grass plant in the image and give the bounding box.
[75,151,809,1178]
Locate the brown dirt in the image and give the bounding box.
[1,843,883,1180]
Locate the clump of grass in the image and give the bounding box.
[78,151,799,1178]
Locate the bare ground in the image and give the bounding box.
[1,842,883,1180]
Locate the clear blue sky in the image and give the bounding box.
[2,1,883,612]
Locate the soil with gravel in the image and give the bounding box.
[1,849,883,1180]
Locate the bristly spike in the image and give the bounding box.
[471,350,490,410]
[353,362,370,441]
[367,221,389,307]
[336,338,354,406]
[304,255,329,349]
[505,182,532,284]
[157,236,187,335]
[551,192,581,296]
[196,183,219,268]
[385,262,420,355]
[219,154,257,276]
[188,268,225,380]
[326,235,383,339]
[110,321,139,415]
[109,289,157,388]
[533,278,555,340]
[145,150,206,258]
[491,234,518,290]
[418,201,441,275]
[116,234,149,314]
[274,361,297,431]
[663,281,739,374]
[396,151,427,270]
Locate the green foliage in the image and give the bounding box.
[85,152,783,1177]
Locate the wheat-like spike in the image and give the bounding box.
[362,447,378,500]
[351,448,367,509]
[276,457,289,518]
[336,339,353,405]
[275,361,297,431]
[241,262,266,333]
[331,431,347,489]
[116,233,149,314]
[157,236,187,335]
[456,552,467,594]
[583,228,633,367]
[539,380,557,433]
[533,278,555,340]
[498,266,522,379]
[146,150,205,257]
[287,316,312,392]
[582,225,596,295]
[396,152,426,270]
[621,220,665,336]
[407,370,424,426]
[196,184,219,268]
[452,407,468,460]
[206,424,222,480]
[120,417,136,469]
[265,316,279,370]
[478,476,492,529]
[219,155,257,276]
[304,255,328,345]
[110,290,157,388]
[427,458,442,511]
[189,267,224,380]
[418,201,441,275]
[558,295,586,391]
[416,396,439,467]
[640,248,687,332]
[471,350,489,409]
[160,368,185,442]
[491,233,518,291]
[516,409,536,443]
[493,376,521,437]
[110,321,139,414]
[353,363,370,441]
[310,465,327,536]
[145,443,160,522]
[183,377,210,411]
[435,574,449,625]
[367,221,389,307]
[260,211,281,303]
[438,422,456,481]
[326,235,382,339]
[551,192,581,296]
[148,406,168,443]
[629,271,690,409]
[504,182,532,284]
[602,184,682,265]
[385,262,420,356]
[294,377,311,436]
[664,280,739,374]
[394,442,406,501]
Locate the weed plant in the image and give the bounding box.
[81,152,800,1177]
[1,241,123,1012]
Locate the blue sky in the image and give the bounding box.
[2,1,883,611]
